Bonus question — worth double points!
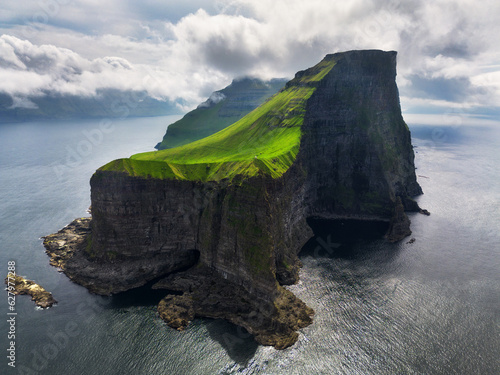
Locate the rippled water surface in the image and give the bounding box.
[1,119,499,374]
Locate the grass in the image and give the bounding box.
[159,101,228,148]
[156,79,286,150]
[100,57,338,182]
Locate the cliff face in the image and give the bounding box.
[88,164,310,295]
[44,50,422,348]
[299,50,422,219]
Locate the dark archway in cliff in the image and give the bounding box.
[306,217,390,241]
[299,217,390,259]
[108,249,200,308]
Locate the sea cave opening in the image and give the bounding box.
[299,217,390,258]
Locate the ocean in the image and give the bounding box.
[0,117,499,374]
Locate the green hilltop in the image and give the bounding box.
[155,77,287,150]
[100,57,337,181]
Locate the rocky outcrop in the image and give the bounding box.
[45,50,423,349]
[43,217,199,295]
[154,265,314,349]
[5,275,57,308]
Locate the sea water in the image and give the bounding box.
[0,117,499,374]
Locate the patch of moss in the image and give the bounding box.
[243,245,266,274]
[359,191,389,215]
[296,57,337,84]
[280,258,292,271]
[105,251,118,261]
[223,184,275,277]
[334,185,356,210]
[84,234,94,258]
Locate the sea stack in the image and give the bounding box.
[44,50,422,349]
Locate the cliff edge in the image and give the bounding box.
[44,50,423,349]
[155,77,287,150]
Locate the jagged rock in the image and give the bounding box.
[158,294,195,331]
[385,197,412,242]
[154,265,314,349]
[5,275,57,308]
[43,217,199,295]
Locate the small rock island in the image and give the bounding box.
[5,275,57,308]
[44,50,423,349]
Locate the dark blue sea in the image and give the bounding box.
[1,117,499,374]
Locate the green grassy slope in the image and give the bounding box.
[155,78,287,149]
[100,57,337,181]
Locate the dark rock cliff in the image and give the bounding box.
[44,50,423,349]
[299,50,422,218]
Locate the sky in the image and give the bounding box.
[1,0,500,125]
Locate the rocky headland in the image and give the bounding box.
[44,50,424,349]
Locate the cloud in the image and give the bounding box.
[10,96,38,109]
[0,35,136,100]
[406,76,478,102]
[197,91,226,108]
[0,34,228,108]
[0,0,499,118]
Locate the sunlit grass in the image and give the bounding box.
[100,57,337,181]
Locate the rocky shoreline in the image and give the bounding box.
[43,217,199,295]
[41,209,423,348]
[43,217,314,348]
[5,275,57,308]
[153,266,314,349]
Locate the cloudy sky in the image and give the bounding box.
[1,0,500,124]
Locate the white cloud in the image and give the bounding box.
[0,0,500,116]
[9,96,38,109]
[404,113,500,127]
[0,67,52,96]
[0,35,229,107]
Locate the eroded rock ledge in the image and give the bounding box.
[43,217,314,348]
[43,217,199,295]
[5,275,57,308]
[154,266,314,349]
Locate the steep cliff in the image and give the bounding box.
[44,50,423,349]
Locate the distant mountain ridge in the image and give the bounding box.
[0,89,183,123]
[154,77,287,150]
